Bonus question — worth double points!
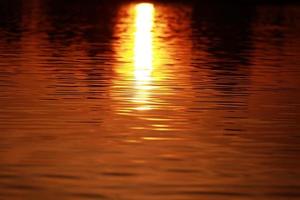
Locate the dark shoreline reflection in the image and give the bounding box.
[0,0,22,39]
[192,4,254,95]
[44,0,119,96]
[0,1,300,200]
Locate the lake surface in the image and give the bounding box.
[0,0,300,199]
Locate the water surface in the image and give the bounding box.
[0,1,300,199]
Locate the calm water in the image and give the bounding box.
[1,0,300,199]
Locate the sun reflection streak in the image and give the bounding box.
[133,3,155,110]
[134,3,153,73]
[111,3,194,131]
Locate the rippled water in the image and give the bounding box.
[1,0,300,199]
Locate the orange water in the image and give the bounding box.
[0,1,300,199]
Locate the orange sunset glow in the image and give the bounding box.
[0,1,300,200]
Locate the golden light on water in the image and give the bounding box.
[112,3,187,115]
[112,3,157,113]
[133,3,155,110]
[134,3,154,74]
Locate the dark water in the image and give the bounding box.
[1,0,300,199]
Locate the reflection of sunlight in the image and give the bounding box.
[112,3,193,132]
[134,3,153,72]
[133,3,154,111]
[113,3,191,114]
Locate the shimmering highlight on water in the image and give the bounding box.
[0,0,300,200]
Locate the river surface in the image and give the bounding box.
[0,1,300,199]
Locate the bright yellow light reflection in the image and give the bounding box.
[133,3,154,110]
[111,3,194,132]
[134,3,154,74]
